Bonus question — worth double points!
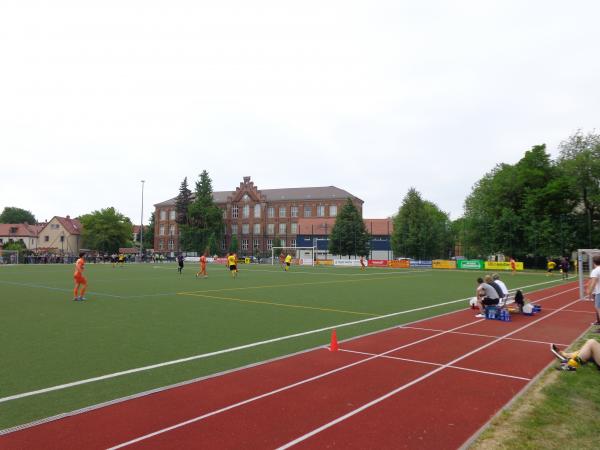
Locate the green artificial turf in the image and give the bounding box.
[0,262,566,430]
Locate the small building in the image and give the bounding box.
[37,216,82,255]
[0,223,40,250]
[296,217,393,260]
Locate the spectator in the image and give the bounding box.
[475,277,500,318]
[492,273,509,300]
[485,274,505,301]
[587,255,600,327]
[552,339,600,370]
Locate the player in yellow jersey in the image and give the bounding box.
[118,253,125,267]
[547,259,556,276]
[284,253,292,271]
[227,252,238,278]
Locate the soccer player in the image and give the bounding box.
[546,258,556,276]
[73,252,87,301]
[360,255,366,271]
[177,254,184,275]
[228,252,237,278]
[197,251,208,278]
[118,253,125,268]
[509,257,516,275]
[279,252,285,270]
[560,257,570,280]
[284,253,292,271]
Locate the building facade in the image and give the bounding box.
[0,223,40,250]
[153,176,363,256]
[36,216,82,255]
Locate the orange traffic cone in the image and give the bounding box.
[329,329,338,352]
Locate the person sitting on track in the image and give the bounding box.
[485,274,506,303]
[551,339,600,371]
[491,273,509,301]
[475,277,500,318]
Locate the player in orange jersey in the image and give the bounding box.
[360,255,366,271]
[509,257,516,275]
[197,251,208,278]
[73,252,88,301]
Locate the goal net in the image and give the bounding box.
[271,247,316,266]
[0,250,19,264]
[577,249,600,299]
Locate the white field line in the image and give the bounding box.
[338,348,532,382]
[0,279,569,405]
[541,308,595,314]
[276,293,580,450]
[108,288,578,450]
[399,325,571,347]
[106,318,486,450]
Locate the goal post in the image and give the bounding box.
[0,249,19,264]
[577,249,600,299]
[271,247,316,267]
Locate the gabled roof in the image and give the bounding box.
[155,185,362,207]
[0,223,39,237]
[55,216,82,235]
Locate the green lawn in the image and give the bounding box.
[0,263,565,430]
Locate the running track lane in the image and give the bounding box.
[0,283,593,449]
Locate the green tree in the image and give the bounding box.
[328,198,370,257]
[229,235,239,254]
[144,212,155,250]
[391,188,450,259]
[79,207,133,253]
[0,207,36,224]
[558,130,600,248]
[207,232,219,256]
[175,177,192,225]
[179,171,224,252]
[272,237,282,256]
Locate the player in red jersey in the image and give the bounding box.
[197,251,208,278]
[73,252,88,301]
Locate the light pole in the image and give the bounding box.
[140,180,145,260]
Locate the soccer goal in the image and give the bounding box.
[0,250,19,264]
[577,249,600,299]
[271,247,316,266]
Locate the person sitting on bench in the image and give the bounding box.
[475,277,500,318]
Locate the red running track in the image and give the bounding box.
[0,282,595,449]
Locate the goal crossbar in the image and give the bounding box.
[271,247,316,267]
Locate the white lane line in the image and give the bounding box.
[107,286,577,450]
[338,348,532,382]
[275,292,579,449]
[0,279,570,405]
[399,326,570,347]
[106,319,486,450]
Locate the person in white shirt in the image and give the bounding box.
[587,255,600,327]
[492,273,509,300]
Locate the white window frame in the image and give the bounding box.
[291,206,298,218]
[254,204,261,218]
[253,223,260,234]
[231,224,238,235]
[160,210,167,220]
[317,205,325,217]
[267,239,273,250]
[268,206,274,218]
[169,210,176,221]
[304,206,312,217]
[279,223,286,235]
[291,223,298,234]
[232,205,239,219]
[241,239,248,250]
[329,205,337,217]
[267,223,275,235]
[242,205,250,218]
[242,224,249,235]
[159,225,165,236]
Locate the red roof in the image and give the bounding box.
[0,223,39,237]
[55,216,82,235]
[297,218,392,236]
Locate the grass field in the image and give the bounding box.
[0,262,569,431]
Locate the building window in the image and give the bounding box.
[291,240,297,247]
[253,238,260,249]
[222,209,227,219]
[159,225,165,236]
[168,239,174,250]
[231,224,238,235]
[291,206,298,218]
[221,239,227,250]
[60,235,65,242]
[267,223,274,235]
[232,205,238,219]
[51,224,60,229]
[158,240,164,250]
[160,210,166,220]
[267,239,273,250]
[330,205,337,217]
[242,205,250,218]
[254,204,261,218]
[291,223,298,234]
[169,210,176,221]
[169,225,175,236]
[242,224,249,235]
[317,205,325,217]
[280,239,286,247]
[241,239,248,250]
[268,206,274,218]
[304,206,312,217]
[279,207,286,217]
[253,223,260,234]
[279,223,286,235]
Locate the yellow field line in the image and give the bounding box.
[178,273,423,296]
[178,292,380,317]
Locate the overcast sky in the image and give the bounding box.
[1,0,598,225]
